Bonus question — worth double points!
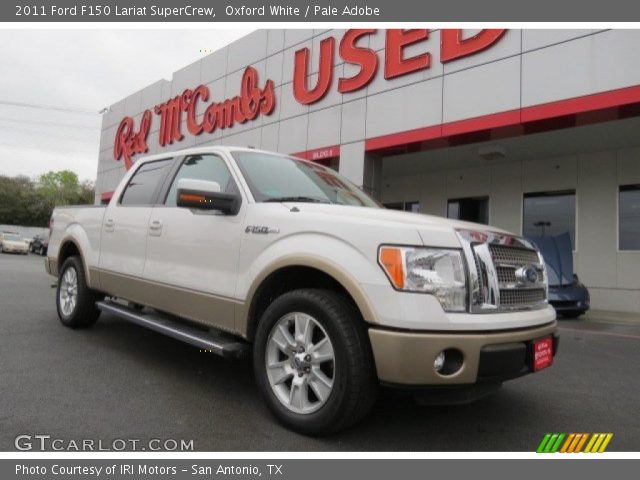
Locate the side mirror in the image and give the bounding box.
[176,178,241,215]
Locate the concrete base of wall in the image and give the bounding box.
[582,309,640,325]
[588,288,640,315]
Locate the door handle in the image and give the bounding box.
[149,220,163,236]
[104,219,115,233]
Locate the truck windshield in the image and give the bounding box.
[232,151,380,208]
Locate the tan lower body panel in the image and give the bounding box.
[45,257,57,276]
[369,321,557,385]
[98,270,239,334]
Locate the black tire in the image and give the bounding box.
[56,256,101,328]
[253,289,378,436]
[561,310,585,319]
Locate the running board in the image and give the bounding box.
[96,300,249,358]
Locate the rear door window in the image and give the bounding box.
[120,159,173,206]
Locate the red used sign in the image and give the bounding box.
[293,29,507,104]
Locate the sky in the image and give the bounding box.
[0,29,251,182]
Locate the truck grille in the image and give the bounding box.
[499,288,546,307]
[457,230,548,313]
[489,245,539,265]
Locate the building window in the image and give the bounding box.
[619,185,640,250]
[384,201,420,212]
[523,191,576,249]
[447,197,489,224]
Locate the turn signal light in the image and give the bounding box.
[378,247,405,289]
[179,193,206,203]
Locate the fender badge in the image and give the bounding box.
[245,225,280,234]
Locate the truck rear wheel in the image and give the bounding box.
[253,289,377,435]
[56,256,101,329]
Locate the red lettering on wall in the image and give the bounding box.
[338,29,378,93]
[154,66,275,146]
[113,67,275,168]
[187,85,209,135]
[385,29,431,80]
[113,110,152,170]
[440,29,507,63]
[200,66,275,133]
[293,37,335,104]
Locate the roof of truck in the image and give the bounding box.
[135,146,304,165]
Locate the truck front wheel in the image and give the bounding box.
[56,256,101,329]
[253,289,377,435]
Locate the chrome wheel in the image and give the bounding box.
[265,312,335,414]
[59,266,78,318]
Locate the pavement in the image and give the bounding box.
[1,253,639,451]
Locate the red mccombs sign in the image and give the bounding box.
[113,29,506,168]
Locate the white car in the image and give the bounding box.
[46,147,558,434]
[1,233,29,254]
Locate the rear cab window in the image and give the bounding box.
[119,159,173,206]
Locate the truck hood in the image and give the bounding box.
[279,203,509,238]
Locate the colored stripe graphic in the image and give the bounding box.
[538,433,613,453]
[585,433,614,453]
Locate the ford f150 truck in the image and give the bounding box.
[46,147,558,435]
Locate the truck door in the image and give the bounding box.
[98,158,174,298]
[142,153,246,331]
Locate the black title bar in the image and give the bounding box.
[5,0,640,22]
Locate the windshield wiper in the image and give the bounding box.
[263,196,331,204]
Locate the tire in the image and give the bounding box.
[56,256,101,328]
[253,289,378,435]
[561,310,584,319]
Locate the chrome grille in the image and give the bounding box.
[489,245,539,265]
[500,288,546,306]
[496,264,544,284]
[456,230,548,313]
[496,266,517,284]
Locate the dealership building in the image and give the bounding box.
[97,29,640,314]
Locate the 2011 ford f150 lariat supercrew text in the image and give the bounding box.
[46,147,558,434]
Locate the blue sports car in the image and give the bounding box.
[526,233,590,319]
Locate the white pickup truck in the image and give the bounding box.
[46,147,558,435]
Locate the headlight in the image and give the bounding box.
[378,246,467,312]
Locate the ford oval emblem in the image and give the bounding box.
[515,265,539,284]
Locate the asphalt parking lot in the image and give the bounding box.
[1,253,639,451]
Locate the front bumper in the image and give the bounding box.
[368,321,558,385]
[2,245,28,253]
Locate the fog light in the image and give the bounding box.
[434,348,464,376]
[434,351,446,372]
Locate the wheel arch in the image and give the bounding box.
[238,256,378,341]
[57,237,93,287]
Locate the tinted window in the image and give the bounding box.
[619,185,640,250]
[523,191,576,249]
[120,159,173,206]
[232,151,379,208]
[448,197,489,224]
[165,154,237,207]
